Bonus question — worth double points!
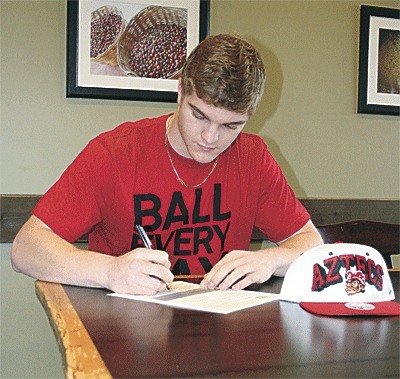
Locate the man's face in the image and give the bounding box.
[172,85,249,164]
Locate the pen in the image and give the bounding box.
[174,275,205,279]
[135,224,153,249]
[135,224,170,290]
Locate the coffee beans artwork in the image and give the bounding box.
[128,24,187,79]
[90,5,188,80]
[377,30,400,94]
[91,13,124,58]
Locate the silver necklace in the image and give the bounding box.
[165,116,218,188]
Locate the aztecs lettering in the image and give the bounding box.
[312,253,384,293]
[131,184,231,274]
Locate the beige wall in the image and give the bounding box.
[1,0,399,198]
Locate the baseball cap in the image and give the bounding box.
[280,243,400,316]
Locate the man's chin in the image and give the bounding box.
[194,156,218,164]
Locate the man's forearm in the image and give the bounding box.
[262,220,323,277]
[11,216,113,289]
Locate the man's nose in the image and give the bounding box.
[201,125,219,144]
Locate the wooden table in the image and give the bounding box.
[36,273,400,378]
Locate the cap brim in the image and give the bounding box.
[300,301,400,316]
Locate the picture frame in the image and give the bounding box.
[67,0,210,102]
[357,5,400,116]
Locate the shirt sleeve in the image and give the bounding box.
[33,138,115,242]
[254,146,310,243]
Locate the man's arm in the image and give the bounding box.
[200,219,323,290]
[11,215,174,295]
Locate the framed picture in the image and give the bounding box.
[67,0,210,102]
[358,5,400,116]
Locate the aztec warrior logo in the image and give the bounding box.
[311,252,384,295]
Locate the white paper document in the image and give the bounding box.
[108,281,279,314]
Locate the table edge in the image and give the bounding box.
[35,280,112,379]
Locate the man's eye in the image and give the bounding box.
[193,113,205,120]
[225,124,238,130]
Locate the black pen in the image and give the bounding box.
[135,225,170,290]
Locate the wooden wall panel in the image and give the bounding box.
[1,195,399,243]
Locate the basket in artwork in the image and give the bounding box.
[117,6,188,78]
[90,6,126,66]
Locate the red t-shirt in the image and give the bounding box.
[33,114,310,275]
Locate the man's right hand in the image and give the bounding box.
[107,248,174,295]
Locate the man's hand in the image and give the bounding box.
[200,250,276,291]
[107,249,174,295]
[200,220,323,291]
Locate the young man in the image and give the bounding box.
[12,34,322,295]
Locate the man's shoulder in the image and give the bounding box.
[235,132,268,152]
[97,114,168,142]
[238,131,265,143]
[227,132,275,170]
[80,114,169,159]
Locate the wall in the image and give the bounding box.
[1,0,399,199]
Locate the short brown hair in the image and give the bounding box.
[180,33,266,115]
